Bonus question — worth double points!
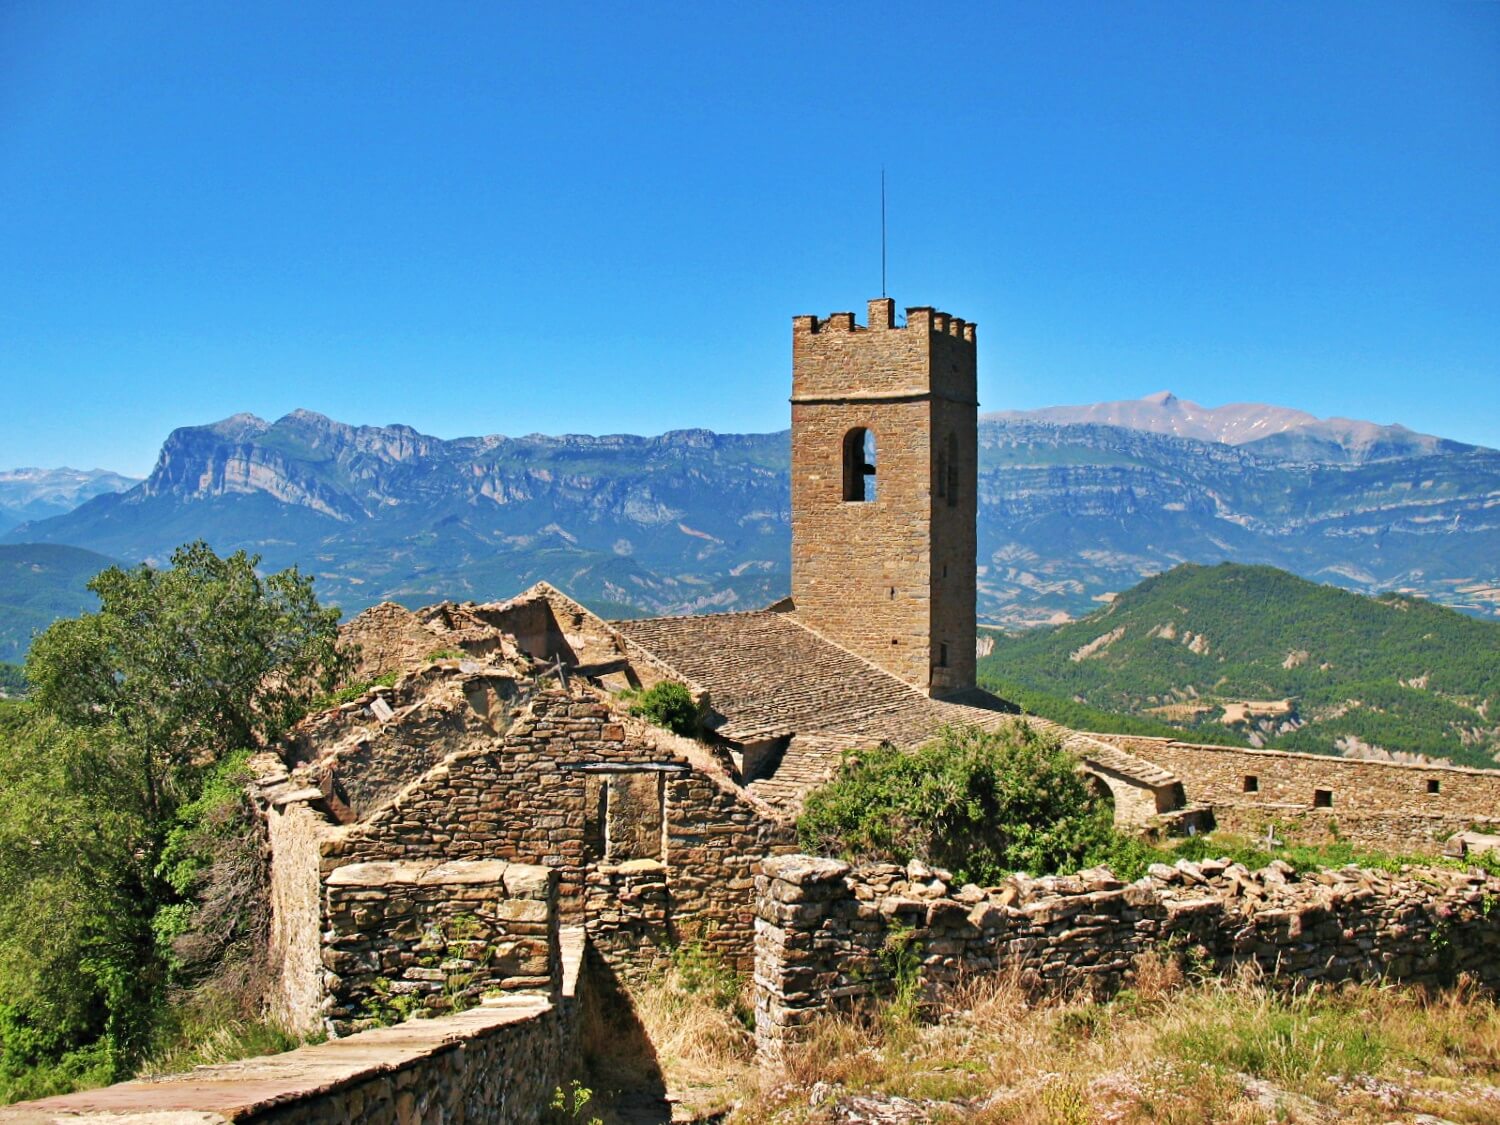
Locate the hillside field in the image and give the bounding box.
[978,563,1500,770]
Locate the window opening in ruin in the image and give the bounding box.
[1427,779,1441,794]
[604,772,664,862]
[842,427,877,502]
[1243,775,1259,793]
[938,642,949,667]
[946,432,959,506]
[1313,788,1334,809]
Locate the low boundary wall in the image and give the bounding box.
[1089,733,1500,851]
[0,935,584,1125]
[753,854,1500,1053]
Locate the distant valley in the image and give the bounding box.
[1,394,1496,661]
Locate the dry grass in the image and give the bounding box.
[581,944,758,1122]
[736,958,1500,1124]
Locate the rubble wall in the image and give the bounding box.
[1093,734,1500,850]
[322,860,558,1037]
[753,854,1500,1053]
[318,688,794,976]
[320,691,662,914]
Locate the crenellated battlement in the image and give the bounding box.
[793,298,977,344]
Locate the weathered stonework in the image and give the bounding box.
[790,299,978,696]
[753,853,1500,1054]
[1092,733,1500,852]
[322,860,557,1036]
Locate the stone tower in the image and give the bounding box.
[789,298,978,697]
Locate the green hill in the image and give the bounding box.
[978,563,1500,770]
[0,543,118,663]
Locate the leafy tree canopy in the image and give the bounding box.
[25,541,345,819]
[0,542,346,1097]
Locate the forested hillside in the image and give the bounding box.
[0,545,118,663]
[978,563,1500,769]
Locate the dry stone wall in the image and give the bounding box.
[1094,734,1500,851]
[320,691,660,914]
[323,860,557,1036]
[753,853,1500,1053]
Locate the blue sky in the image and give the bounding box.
[2,1,1497,475]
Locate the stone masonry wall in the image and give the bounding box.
[790,299,978,695]
[265,794,328,1034]
[319,685,793,978]
[753,853,1500,1053]
[320,691,663,915]
[322,859,557,1036]
[1094,734,1500,851]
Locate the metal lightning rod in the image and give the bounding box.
[880,167,887,299]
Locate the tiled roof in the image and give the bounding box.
[614,610,1178,812]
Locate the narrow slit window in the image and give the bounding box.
[938,642,949,668]
[842,428,877,502]
[1243,775,1259,793]
[946,432,959,507]
[1427,779,1441,795]
[1313,788,1334,809]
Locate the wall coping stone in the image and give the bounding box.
[324,858,545,890]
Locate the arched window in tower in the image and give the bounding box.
[842,427,877,502]
[945,432,959,507]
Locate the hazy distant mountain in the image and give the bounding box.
[986,391,1472,463]
[0,467,140,533]
[5,402,1498,636]
[0,544,117,663]
[5,410,792,620]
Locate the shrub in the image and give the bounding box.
[628,681,698,737]
[797,723,1117,884]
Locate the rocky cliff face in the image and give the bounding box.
[6,407,1498,624]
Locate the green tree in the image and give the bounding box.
[797,723,1115,884]
[0,542,346,1095]
[26,541,344,823]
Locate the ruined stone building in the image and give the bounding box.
[10,300,1500,1121]
[244,298,1500,1038]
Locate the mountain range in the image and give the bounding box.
[0,468,141,534]
[3,394,1497,636]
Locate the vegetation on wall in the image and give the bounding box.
[0,542,346,1103]
[978,563,1500,769]
[626,681,699,738]
[797,723,1125,884]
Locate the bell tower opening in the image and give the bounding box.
[842,428,877,502]
[789,297,978,696]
